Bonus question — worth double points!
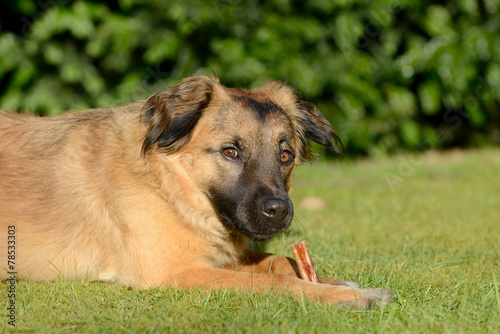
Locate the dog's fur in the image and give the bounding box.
[0,75,390,307]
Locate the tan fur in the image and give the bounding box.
[0,75,390,308]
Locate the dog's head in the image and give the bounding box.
[141,75,342,241]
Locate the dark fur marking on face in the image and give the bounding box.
[233,95,285,121]
[208,184,293,242]
[207,143,294,242]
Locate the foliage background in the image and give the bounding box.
[0,0,499,156]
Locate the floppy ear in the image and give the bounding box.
[141,75,216,155]
[295,101,344,161]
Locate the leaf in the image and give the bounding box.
[464,96,486,129]
[424,5,456,38]
[43,42,64,65]
[385,85,417,118]
[399,120,421,149]
[418,80,442,115]
[10,60,36,88]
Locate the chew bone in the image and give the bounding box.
[290,241,320,283]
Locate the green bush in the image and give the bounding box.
[0,0,499,156]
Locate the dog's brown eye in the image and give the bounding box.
[223,147,238,160]
[280,151,292,164]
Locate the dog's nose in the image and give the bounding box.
[262,198,289,222]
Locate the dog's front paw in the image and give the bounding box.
[319,284,392,309]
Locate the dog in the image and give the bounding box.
[0,75,390,308]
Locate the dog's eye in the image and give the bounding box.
[222,147,239,160]
[280,150,293,164]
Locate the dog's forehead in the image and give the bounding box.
[214,89,292,128]
[230,91,286,120]
[190,87,298,151]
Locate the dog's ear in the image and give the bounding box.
[141,75,217,155]
[295,101,343,161]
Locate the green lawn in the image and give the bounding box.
[3,148,500,333]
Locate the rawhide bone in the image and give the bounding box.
[290,241,320,283]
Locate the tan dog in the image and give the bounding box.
[0,75,390,308]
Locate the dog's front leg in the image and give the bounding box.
[175,266,385,308]
[232,250,359,288]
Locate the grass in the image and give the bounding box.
[3,148,500,333]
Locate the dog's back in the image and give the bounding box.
[0,110,70,226]
[0,107,143,282]
[0,109,114,214]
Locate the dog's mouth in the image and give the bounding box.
[217,207,293,242]
[243,227,290,242]
[228,223,291,242]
